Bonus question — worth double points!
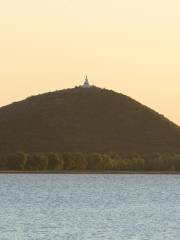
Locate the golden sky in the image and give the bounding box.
[0,0,180,125]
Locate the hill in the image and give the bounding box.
[0,86,180,154]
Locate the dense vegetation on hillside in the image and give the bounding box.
[1,152,180,172]
[0,86,180,154]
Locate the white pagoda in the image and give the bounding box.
[82,76,91,88]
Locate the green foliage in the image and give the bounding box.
[25,154,48,171]
[2,151,180,172]
[63,153,76,170]
[47,153,64,170]
[0,155,7,170]
[87,153,103,170]
[171,154,180,171]
[63,153,87,170]
[71,153,87,170]
[7,152,27,170]
[100,154,114,170]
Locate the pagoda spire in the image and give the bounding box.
[82,75,91,88]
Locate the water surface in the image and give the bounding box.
[0,174,180,240]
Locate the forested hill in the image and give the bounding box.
[0,86,180,154]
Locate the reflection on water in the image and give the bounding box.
[0,174,180,240]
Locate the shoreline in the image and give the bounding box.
[0,171,180,174]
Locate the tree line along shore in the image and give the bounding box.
[0,152,180,172]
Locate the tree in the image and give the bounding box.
[171,154,180,171]
[7,152,27,170]
[63,152,87,170]
[87,153,103,170]
[143,153,162,171]
[25,154,48,171]
[63,153,76,170]
[72,153,87,170]
[47,153,64,170]
[100,154,113,170]
[131,157,145,171]
[115,158,129,171]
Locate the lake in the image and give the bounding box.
[0,174,180,240]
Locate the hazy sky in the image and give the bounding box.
[1,0,180,124]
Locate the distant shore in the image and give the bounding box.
[0,171,180,174]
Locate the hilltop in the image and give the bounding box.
[0,86,180,154]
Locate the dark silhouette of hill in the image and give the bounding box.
[0,86,180,154]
